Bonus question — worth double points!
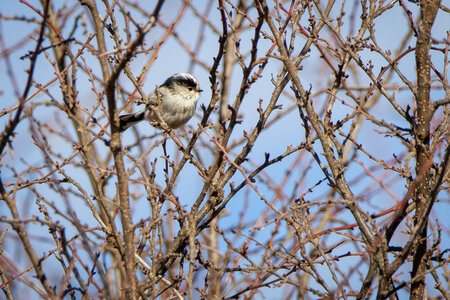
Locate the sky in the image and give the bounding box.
[0,1,448,299]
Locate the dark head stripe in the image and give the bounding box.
[162,74,199,89]
[178,76,197,88]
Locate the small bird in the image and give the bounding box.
[119,73,202,132]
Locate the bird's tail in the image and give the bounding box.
[119,110,146,132]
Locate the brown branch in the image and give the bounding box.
[410,0,441,298]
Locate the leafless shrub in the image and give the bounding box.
[0,0,448,299]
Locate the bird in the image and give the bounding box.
[119,73,202,132]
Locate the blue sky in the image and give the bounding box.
[1,1,448,298]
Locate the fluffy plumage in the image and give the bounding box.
[119,73,201,132]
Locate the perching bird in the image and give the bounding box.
[119,73,202,132]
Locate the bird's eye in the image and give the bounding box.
[188,87,193,91]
